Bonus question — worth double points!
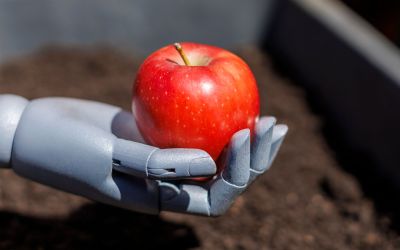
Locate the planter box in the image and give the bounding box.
[266,0,400,187]
[0,0,399,186]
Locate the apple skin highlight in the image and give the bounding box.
[132,42,260,166]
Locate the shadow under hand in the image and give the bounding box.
[0,204,199,250]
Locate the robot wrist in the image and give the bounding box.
[0,94,28,167]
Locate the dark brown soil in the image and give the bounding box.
[0,47,399,250]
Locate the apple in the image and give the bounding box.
[132,42,260,167]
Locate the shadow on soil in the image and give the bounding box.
[0,204,199,250]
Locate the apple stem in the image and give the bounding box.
[174,43,191,66]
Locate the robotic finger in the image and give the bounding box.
[113,138,216,180]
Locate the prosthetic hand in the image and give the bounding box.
[0,94,287,216]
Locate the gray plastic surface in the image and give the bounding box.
[0,0,277,62]
[11,97,160,214]
[147,149,216,179]
[0,95,28,168]
[2,95,287,216]
[113,139,216,179]
[267,0,400,188]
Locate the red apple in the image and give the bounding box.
[132,42,260,166]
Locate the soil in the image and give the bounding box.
[0,46,399,250]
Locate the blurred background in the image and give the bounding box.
[0,0,399,249]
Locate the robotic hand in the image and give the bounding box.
[0,94,287,216]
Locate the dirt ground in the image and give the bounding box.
[0,47,399,250]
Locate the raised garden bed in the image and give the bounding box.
[0,47,399,250]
